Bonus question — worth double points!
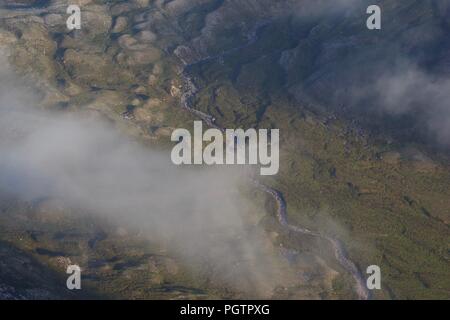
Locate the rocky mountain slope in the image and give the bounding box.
[0,0,449,299]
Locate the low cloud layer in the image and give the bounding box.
[286,0,450,149]
[0,56,285,297]
[372,64,450,146]
[333,60,450,147]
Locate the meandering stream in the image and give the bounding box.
[175,22,370,300]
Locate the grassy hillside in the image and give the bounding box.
[0,0,448,299]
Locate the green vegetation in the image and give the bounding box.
[0,0,448,299]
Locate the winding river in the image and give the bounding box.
[1,3,370,299]
[175,22,370,300]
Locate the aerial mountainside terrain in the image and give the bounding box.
[0,0,449,300]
